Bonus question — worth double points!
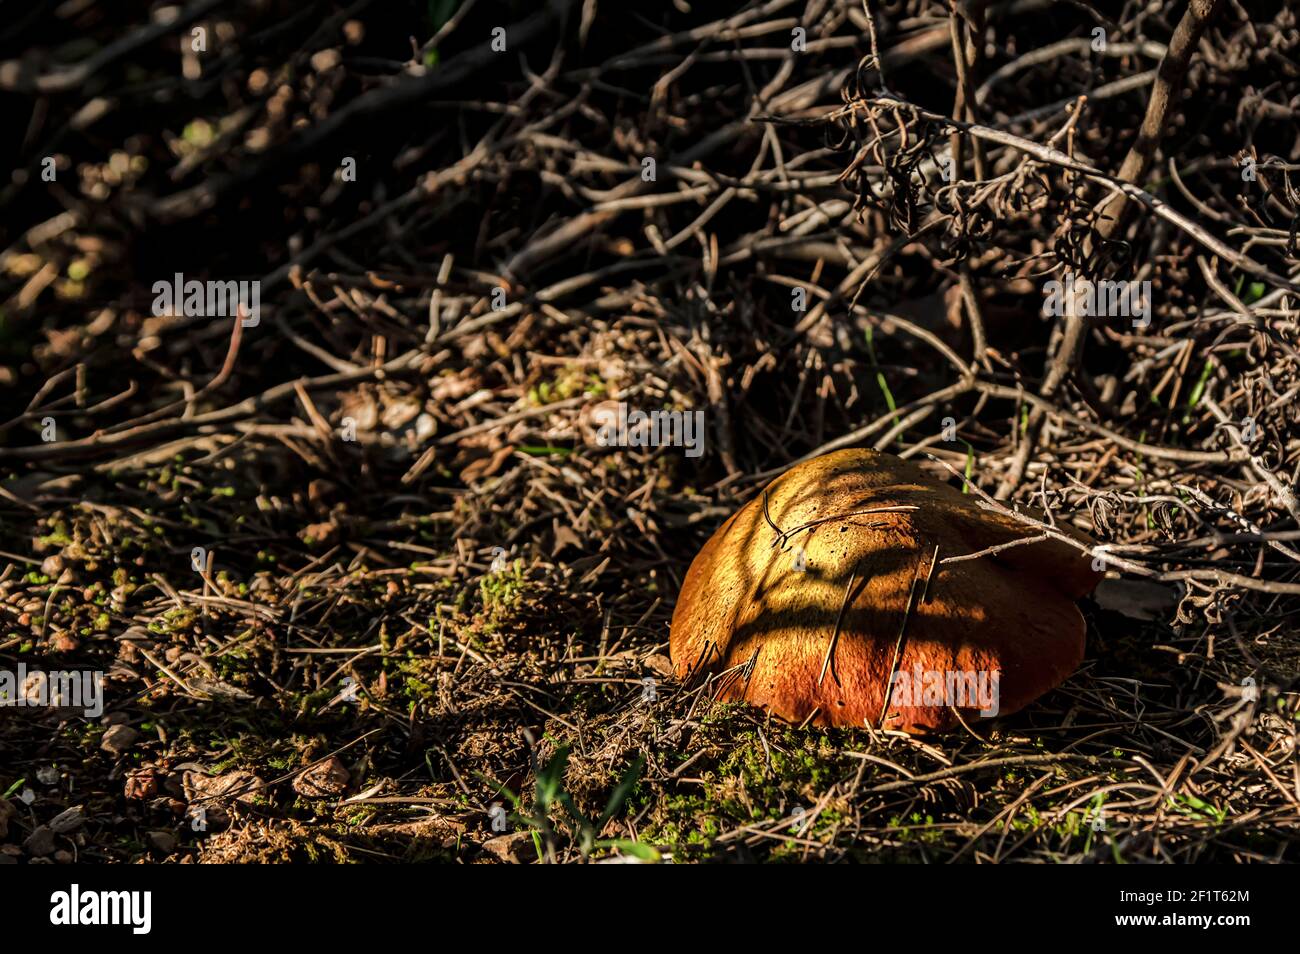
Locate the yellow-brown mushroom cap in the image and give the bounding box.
[669,449,1103,732]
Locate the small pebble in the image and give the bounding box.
[147,830,178,854]
[23,825,56,857]
[49,805,85,834]
[100,724,139,756]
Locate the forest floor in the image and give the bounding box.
[1,0,1299,863]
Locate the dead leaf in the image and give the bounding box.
[293,756,350,798]
[481,830,535,863]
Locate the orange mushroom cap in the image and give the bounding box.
[670,449,1103,732]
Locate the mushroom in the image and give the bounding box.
[670,449,1102,732]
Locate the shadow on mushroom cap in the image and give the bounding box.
[670,449,1103,732]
